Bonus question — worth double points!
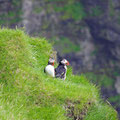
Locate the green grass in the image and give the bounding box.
[84,103,117,120]
[0,28,118,120]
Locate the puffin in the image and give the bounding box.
[44,58,55,77]
[55,59,69,80]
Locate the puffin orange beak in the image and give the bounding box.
[52,62,54,66]
[66,61,70,66]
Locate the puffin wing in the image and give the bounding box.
[55,65,66,79]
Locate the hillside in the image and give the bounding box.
[0,0,120,115]
[0,28,118,120]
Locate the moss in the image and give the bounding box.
[42,22,50,30]
[53,1,86,21]
[53,36,80,54]
[0,0,22,26]
[85,72,115,88]
[117,13,120,24]
[90,6,103,17]
[109,95,120,103]
[33,7,43,14]
[109,0,115,16]
[91,47,99,56]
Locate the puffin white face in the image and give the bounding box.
[48,58,55,66]
[61,59,69,66]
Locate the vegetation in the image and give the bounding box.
[54,1,86,20]
[84,70,120,116]
[90,6,103,17]
[52,36,80,54]
[85,72,114,88]
[0,0,22,26]
[43,0,86,21]
[109,0,115,17]
[0,28,118,120]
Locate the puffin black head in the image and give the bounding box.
[48,58,55,66]
[60,59,69,66]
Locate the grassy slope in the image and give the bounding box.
[0,28,118,120]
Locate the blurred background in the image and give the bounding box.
[0,0,120,116]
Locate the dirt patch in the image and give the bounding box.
[65,100,92,120]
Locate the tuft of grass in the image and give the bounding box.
[0,28,118,120]
[84,103,118,120]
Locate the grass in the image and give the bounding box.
[0,28,118,120]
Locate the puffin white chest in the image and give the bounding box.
[45,65,55,77]
[64,65,67,71]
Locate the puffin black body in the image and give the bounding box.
[55,59,69,80]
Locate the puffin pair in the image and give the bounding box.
[44,58,69,80]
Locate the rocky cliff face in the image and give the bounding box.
[21,0,120,70]
[0,0,22,27]
[81,0,120,67]
[0,0,120,115]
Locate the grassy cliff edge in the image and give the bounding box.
[0,28,118,120]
